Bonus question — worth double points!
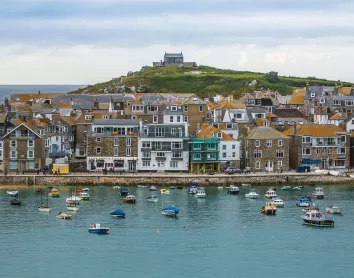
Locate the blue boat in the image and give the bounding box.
[296,197,312,207]
[162,201,179,217]
[88,224,110,234]
[189,185,198,194]
[110,209,126,218]
[120,187,129,196]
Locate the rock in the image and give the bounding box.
[137,85,147,93]
[141,66,150,72]
[127,71,134,76]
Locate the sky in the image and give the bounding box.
[1,0,354,84]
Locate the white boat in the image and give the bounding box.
[281,186,292,191]
[227,185,240,195]
[147,195,158,202]
[241,184,251,187]
[38,189,51,212]
[329,171,340,176]
[315,169,329,175]
[217,186,224,189]
[195,189,206,198]
[82,188,90,191]
[326,205,343,214]
[313,187,324,199]
[245,189,259,199]
[6,190,19,197]
[293,186,301,191]
[264,189,277,199]
[270,198,284,207]
[189,186,198,194]
[113,186,120,189]
[137,185,147,188]
[301,211,334,227]
[149,186,157,192]
[66,196,82,204]
[67,205,79,211]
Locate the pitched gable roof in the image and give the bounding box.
[3,122,41,138]
[196,124,235,141]
[289,88,306,105]
[246,126,288,139]
[283,124,346,137]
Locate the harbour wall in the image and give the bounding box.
[0,173,353,186]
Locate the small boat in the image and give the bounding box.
[38,189,51,212]
[189,185,198,194]
[296,197,312,207]
[196,189,206,198]
[270,198,284,208]
[76,192,90,200]
[10,199,21,206]
[149,186,157,191]
[303,207,320,213]
[312,187,324,199]
[82,188,90,191]
[110,210,126,218]
[329,171,340,176]
[301,211,334,227]
[67,203,79,211]
[123,195,136,204]
[36,187,42,192]
[160,188,170,195]
[293,186,301,191]
[245,189,259,199]
[261,202,277,215]
[326,205,343,215]
[66,196,82,204]
[137,185,147,188]
[99,185,104,188]
[147,195,159,202]
[298,186,305,188]
[113,186,120,189]
[120,187,129,196]
[218,186,224,189]
[170,186,178,189]
[281,186,292,191]
[74,189,84,194]
[241,184,251,187]
[6,190,19,197]
[48,189,60,197]
[161,201,179,217]
[227,185,240,195]
[88,223,110,234]
[56,212,72,220]
[264,189,277,199]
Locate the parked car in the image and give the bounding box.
[225,167,243,174]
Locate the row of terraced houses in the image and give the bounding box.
[1,83,354,173]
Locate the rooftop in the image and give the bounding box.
[93,119,140,126]
[196,124,235,141]
[246,126,288,140]
[283,124,346,137]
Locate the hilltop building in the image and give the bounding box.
[153,52,197,67]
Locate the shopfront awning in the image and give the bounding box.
[301,159,321,164]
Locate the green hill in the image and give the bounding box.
[70,66,353,97]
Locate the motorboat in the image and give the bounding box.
[303,207,320,213]
[82,188,90,191]
[6,190,19,197]
[293,186,301,191]
[196,189,206,198]
[301,211,334,227]
[67,203,79,211]
[189,185,198,194]
[296,197,312,207]
[56,212,72,220]
[160,189,170,195]
[76,192,90,200]
[88,224,110,234]
[217,186,224,189]
[241,184,251,187]
[120,187,129,196]
[170,186,178,189]
[264,189,277,199]
[113,186,120,190]
[312,187,324,199]
[123,195,136,204]
[147,195,159,203]
[48,189,60,197]
[281,186,292,191]
[66,196,82,204]
[137,185,147,188]
[261,202,277,215]
[245,189,259,199]
[10,199,21,205]
[326,205,343,215]
[161,201,179,217]
[149,186,157,192]
[110,209,126,218]
[270,198,284,208]
[227,185,240,195]
[38,206,51,212]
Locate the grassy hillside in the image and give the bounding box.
[70,66,353,97]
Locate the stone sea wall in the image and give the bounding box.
[0,173,353,186]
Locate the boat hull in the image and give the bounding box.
[302,218,334,227]
[313,194,324,199]
[88,228,110,234]
[67,206,79,211]
[38,207,51,212]
[326,208,342,214]
[227,190,239,195]
[261,208,277,215]
[120,192,129,196]
[111,214,125,218]
[123,199,136,204]
[196,194,206,198]
[162,211,177,217]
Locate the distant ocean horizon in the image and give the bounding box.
[0,85,85,101]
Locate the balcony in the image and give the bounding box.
[156,156,166,161]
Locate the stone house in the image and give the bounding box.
[182,96,208,136]
[243,127,290,172]
[153,52,197,67]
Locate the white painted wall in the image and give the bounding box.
[163,114,184,124]
[346,118,354,132]
[219,140,240,162]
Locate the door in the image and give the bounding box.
[21,161,26,171]
[267,161,274,172]
[128,161,135,172]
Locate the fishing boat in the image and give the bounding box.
[227,185,240,195]
[296,197,312,207]
[82,188,90,191]
[120,187,129,196]
[110,210,126,218]
[38,189,51,212]
[189,184,198,194]
[48,189,60,197]
[270,198,285,208]
[195,188,206,198]
[301,211,334,227]
[147,195,159,202]
[160,188,170,195]
[264,189,277,199]
[56,212,72,220]
[76,192,90,200]
[66,196,82,204]
[245,189,259,199]
[88,223,110,234]
[281,186,292,191]
[149,186,157,191]
[326,205,343,214]
[10,199,22,205]
[6,190,19,197]
[261,202,277,215]
[123,195,136,204]
[161,201,179,217]
[312,187,324,199]
[137,185,147,188]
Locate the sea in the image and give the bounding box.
[1,184,354,278]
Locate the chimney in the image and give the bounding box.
[292,122,297,135]
[71,98,74,106]
[94,98,99,109]
[244,126,249,137]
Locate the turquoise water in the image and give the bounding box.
[1,185,354,278]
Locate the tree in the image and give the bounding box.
[264,71,280,83]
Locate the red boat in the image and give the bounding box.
[123,195,136,204]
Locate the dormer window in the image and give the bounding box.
[171,106,177,111]
[320,98,325,104]
[217,133,222,138]
[102,115,110,120]
[85,115,92,120]
[310,93,316,98]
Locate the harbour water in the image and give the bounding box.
[1,184,354,278]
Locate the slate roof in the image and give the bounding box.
[275,108,306,118]
[165,53,183,58]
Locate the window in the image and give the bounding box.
[153,115,158,124]
[222,145,226,150]
[143,161,150,167]
[337,148,346,154]
[126,147,131,156]
[114,137,119,146]
[156,152,165,157]
[302,148,311,155]
[232,145,236,149]
[172,152,182,158]
[94,127,103,134]
[114,147,119,156]
[199,105,203,112]
[69,136,74,141]
[114,160,124,168]
[29,161,35,169]
[341,135,346,142]
[184,116,188,122]
[302,136,311,143]
[316,148,321,154]
[278,140,283,147]
[127,128,134,135]
[143,152,151,158]
[126,137,131,146]
[147,106,158,112]
[193,143,201,150]
[171,128,176,135]
[263,121,269,127]
[0,142,2,148]
[59,127,63,133]
[96,147,101,154]
[222,152,227,158]
[27,150,34,159]
[266,140,272,147]
[171,106,177,111]
[10,140,17,147]
[96,138,101,143]
[278,161,283,169]
[255,140,260,147]
[276,150,284,158]
[28,140,34,147]
[158,161,164,168]
[170,161,178,168]
[254,150,262,158]
[172,142,182,149]
[79,149,85,156]
[0,150,2,157]
[193,153,201,160]
[118,128,126,135]
[177,116,181,123]
[152,142,162,150]
[179,128,183,137]
[103,115,109,120]
[155,127,165,137]
[10,150,17,159]
[10,161,17,169]
[334,100,341,105]
[310,92,316,98]
[85,115,92,120]
[232,152,236,157]
[320,98,325,104]
[226,123,232,129]
[142,141,151,148]
[234,114,242,119]
[217,133,222,138]
[184,105,188,112]
[170,116,174,123]
[96,160,104,168]
[255,161,260,169]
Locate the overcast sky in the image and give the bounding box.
[1,0,354,84]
